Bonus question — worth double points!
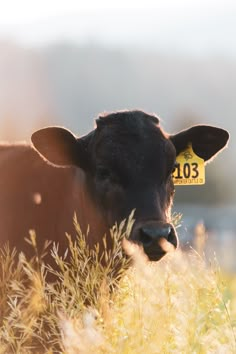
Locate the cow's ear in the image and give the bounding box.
[31,127,88,169]
[170,125,229,162]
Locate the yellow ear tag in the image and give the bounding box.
[172,144,205,185]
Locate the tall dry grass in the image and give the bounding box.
[0,214,236,353]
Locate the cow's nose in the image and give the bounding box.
[139,223,178,249]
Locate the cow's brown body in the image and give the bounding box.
[0,144,107,258]
[0,110,229,262]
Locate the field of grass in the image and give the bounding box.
[0,215,236,353]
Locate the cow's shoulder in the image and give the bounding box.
[0,142,39,165]
[0,142,79,196]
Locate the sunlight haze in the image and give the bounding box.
[1,0,236,56]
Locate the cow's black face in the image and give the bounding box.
[31,110,229,262]
[84,111,178,260]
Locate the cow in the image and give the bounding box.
[0,110,229,263]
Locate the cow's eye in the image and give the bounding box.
[96,166,111,180]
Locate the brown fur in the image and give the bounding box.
[0,144,107,260]
[0,110,229,264]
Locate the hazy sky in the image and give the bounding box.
[1,0,236,56]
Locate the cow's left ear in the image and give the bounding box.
[31,127,89,169]
[170,125,229,162]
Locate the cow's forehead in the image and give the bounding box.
[94,110,166,145]
[92,111,175,167]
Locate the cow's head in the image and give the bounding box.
[31,110,229,261]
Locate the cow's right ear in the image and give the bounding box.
[31,127,88,169]
[170,125,229,162]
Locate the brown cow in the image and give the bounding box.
[0,110,229,261]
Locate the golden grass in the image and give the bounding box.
[0,214,236,353]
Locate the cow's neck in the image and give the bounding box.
[67,167,108,248]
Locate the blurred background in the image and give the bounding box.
[0,0,235,269]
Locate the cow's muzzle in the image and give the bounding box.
[131,221,178,261]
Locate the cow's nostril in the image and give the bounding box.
[139,223,178,248]
[141,225,171,239]
[160,225,172,239]
[167,226,178,248]
[139,228,153,246]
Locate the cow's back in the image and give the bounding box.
[0,143,81,258]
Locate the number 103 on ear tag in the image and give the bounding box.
[172,144,205,185]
